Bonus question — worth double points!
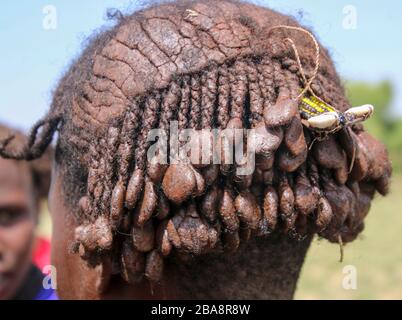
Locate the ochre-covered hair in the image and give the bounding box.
[0,0,391,284]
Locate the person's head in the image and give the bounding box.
[0,0,391,299]
[0,124,51,300]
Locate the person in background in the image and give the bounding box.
[0,123,56,300]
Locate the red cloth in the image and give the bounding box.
[32,237,51,270]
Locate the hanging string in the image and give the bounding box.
[338,234,344,263]
[346,127,357,173]
[267,25,321,99]
[268,25,358,172]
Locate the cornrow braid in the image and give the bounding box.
[229,60,247,120]
[217,64,231,129]
[189,74,202,130]
[100,126,121,216]
[135,94,161,171]
[160,81,182,131]
[86,144,102,219]
[118,98,143,181]
[201,65,218,129]
[176,76,191,162]
[257,56,276,111]
[93,136,108,217]
[246,58,264,127]
[178,76,191,131]
[273,60,289,95]
[158,80,182,165]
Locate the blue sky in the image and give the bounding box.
[1,0,401,131]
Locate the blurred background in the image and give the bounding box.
[0,0,401,299]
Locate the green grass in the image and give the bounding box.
[296,175,402,300]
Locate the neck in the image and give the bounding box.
[166,231,313,299]
[103,231,312,300]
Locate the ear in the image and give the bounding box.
[30,146,53,199]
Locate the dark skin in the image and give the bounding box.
[49,166,171,299]
[49,162,312,300]
[0,158,36,300]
